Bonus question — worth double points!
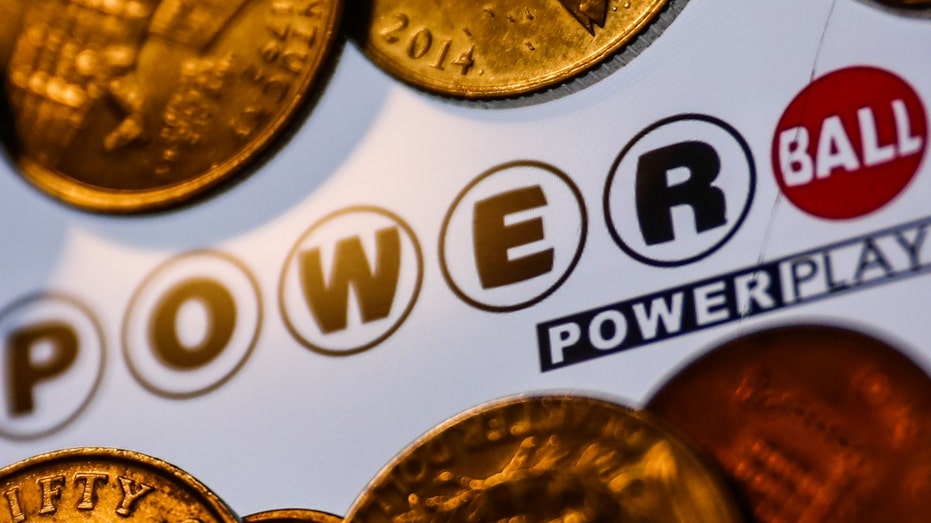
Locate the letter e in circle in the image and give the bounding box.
[441,161,587,312]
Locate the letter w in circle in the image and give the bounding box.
[299,228,402,334]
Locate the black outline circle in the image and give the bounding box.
[603,113,756,268]
[122,250,262,400]
[278,206,424,356]
[439,160,588,313]
[0,292,106,441]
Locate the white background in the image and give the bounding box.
[0,0,929,518]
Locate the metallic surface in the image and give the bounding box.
[357,0,670,98]
[346,394,743,522]
[0,1,25,66]
[244,509,342,523]
[0,447,240,523]
[2,0,341,213]
[647,324,931,523]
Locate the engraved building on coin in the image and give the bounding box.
[3,0,341,213]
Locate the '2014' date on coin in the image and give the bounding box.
[379,13,477,76]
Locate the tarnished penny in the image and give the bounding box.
[3,0,341,213]
[244,508,342,523]
[647,324,931,522]
[356,0,679,98]
[346,394,743,522]
[0,447,239,523]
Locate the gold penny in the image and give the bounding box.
[356,0,679,99]
[244,508,342,523]
[345,394,743,522]
[0,448,239,523]
[3,0,341,213]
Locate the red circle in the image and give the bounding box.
[772,66,927,219]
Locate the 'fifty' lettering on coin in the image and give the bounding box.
[4,473,153,520]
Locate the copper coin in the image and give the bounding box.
[0,447,239,523]
[346,394,743,522]
[3,0,341,213]
[355,0,684,99]
[244,509,341,523]
[647,324,931,522]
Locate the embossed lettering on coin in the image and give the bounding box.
[3,0,341,212]
[647,324,931,523]
[346,395,742,522]
[356,0,681,98]
[0,448,239,523]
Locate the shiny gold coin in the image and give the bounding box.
[3,0,341,213]
[0,447,239,523]
[345,394,743,522]
[356,0,677,98]
[244,508,342,523]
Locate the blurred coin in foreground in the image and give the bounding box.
[856,0,931,15]
[245,508,341,523]
[878,0,931,6]
[346,394,742,522]
[3,0,341,213]
[0,447,239,523]
[647,324,931,522]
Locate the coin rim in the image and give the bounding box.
[643,321,931,522]
[360,0,669,98]
[344,392,743,522]
[9,0,343,214]
[243,508,343,523]
[0,447,240,523]
[644,320,931,404]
